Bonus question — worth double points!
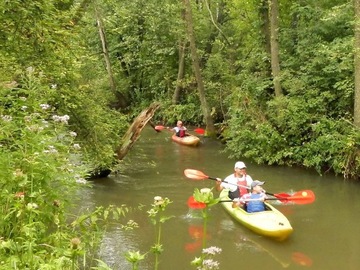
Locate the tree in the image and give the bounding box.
[95,6,127,109]
[184,0,215,135]
[173,6,187,105]
[354,0,360,127]
[269,0,283,96]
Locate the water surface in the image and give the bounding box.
[78,127,360,270]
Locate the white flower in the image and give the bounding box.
[202,246,222,255]
[43,145,58,154]
[73,144,81,150]
[202,259,220,269]
[26,66,34,74]
[40,104,51,110]
[52,114,70,124]
[76,178,87,184]
[27,203,39,210]
[200,188,211,194]
[154,196,164,205]
[1,115,12,122]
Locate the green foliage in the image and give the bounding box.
[82,0,183,107]
[225,91,360,178]
[155,102,204,126]
[193,188,220,208]
[0,69,135,269]
[221,0,360,179]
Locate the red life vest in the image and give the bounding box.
[178,129,186,137]
[237,178,248,197]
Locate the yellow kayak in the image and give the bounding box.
[219,189,293,241]
[171,134,200,146]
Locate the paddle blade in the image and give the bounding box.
[194,128,205,135]
[287,190,315,205]
[184,169,209,180]
[187,196,206,209]
[155,125,166,131]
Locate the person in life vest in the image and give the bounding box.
[215,161,253,200]
[234,180,268,213]
[168,120,188,137]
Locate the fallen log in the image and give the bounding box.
[88,102,160,179]
[116,102,160,160]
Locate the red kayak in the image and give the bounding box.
[171,134,200,146]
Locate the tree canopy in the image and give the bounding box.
[1,0,359,180]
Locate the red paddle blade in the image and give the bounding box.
[184,169,209,180]
[194,128,205,135]
[187,196,206,209]
[155,125,165,131]
[275,190,315,205]
[287,190,315,205]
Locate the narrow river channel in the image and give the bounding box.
[77,126,360,270]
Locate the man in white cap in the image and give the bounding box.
[234,180,267,213]
[215,161,253,199]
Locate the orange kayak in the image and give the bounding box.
[171,134,200,146]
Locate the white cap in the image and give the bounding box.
[234,161,246,169]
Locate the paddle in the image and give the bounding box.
[183,169,315,205]
[187,196,286,209]
[155,125,205,135]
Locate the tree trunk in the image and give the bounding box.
[201,0,230,67]
[173,40,186,104]
[354,0,360,127]
[96,8,127,109]
[183,0,215,136]
[259,0,271,76]
[269,0,283,97]
[260,0,271,55]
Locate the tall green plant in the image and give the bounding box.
[125,196,173,270]
[190,188,222,270]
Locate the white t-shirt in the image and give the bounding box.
[172,126,187,133]
[221,173,253,192]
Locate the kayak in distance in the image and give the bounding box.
[171,134,200,147]
[219,189,293,241]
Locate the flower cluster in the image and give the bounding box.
[52,114,70,124]
[191,246,222,270]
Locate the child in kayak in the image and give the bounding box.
[234,180,268,213]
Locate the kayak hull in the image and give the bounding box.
[219,189,293,241]
[171,134,200,146]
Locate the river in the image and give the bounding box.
[78,126,360,270]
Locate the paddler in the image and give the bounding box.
[215,161,253,199]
